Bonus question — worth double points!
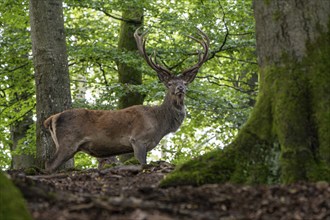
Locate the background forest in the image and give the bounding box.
[0,0,257,169]
[1,1,329,219]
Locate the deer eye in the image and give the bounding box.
[167,82,173,87]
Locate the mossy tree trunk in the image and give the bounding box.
[117,7,144,109]
[10,114,35,169]
[117,7,144,162]
[8,65,35,169]
[161,0,330,187]
[30,0,73,170]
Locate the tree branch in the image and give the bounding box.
[0,63,29,75]
[208,0,229,61]
[7,105,35,126]
[215,55,258,65]
[98,8,142,25]
[96,62,110,93]
[197,75,257,94]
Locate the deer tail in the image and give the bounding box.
[44,114,60,150]
[44,115,54,129]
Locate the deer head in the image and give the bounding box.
[134,27,210,107]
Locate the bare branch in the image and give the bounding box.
[0,63,29,75]
[208,0,229,60]
[98,8,142,24]
[215,55,258,65]
[96,62,110,91]
[197,75,257,87]
[197,75,257,94]
[65,3,142,24]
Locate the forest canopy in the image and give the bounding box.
[0,0,257,169]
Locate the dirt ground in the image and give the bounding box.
[7,161,330,220]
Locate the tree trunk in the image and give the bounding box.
[117,7,144,163]
[10,114,35,169]
[161,0,330,187]
[29,0,73,169]
[117,8,144,109]
[6,64,35,169]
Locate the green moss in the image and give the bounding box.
[263,0,271,6]
[259,24,330,182]
[160,18,330,187]
[280,148,313,183]
[277,20,330,182]
[241,68,273,142]
[307,161,330,182]
[272,10,281,21]
[306,21,330,165]
[267,62,314,182]
[160,148,236,187]
[0,172,32,220]
[102,163,117,169]
[123,157,140,165]
[117,8,144,109]
[160,87,276,187]
[229,138,280,184]
[23,166,39,175]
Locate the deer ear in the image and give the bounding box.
[157,71,172,83]
[180,69,198,84]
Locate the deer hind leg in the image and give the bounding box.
[45,147,76,173]
[129,137,147,164]
[45,138,84,173]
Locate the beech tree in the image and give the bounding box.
[116,7,144,162]
[117,7,144,109]
[161,0,330,186]
[10,114,34,169]
[29,0,73,169]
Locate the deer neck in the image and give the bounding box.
[156,92,186,134]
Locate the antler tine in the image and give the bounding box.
[134,27,155,69]
[181,28,210,76]
[134,27,172,76]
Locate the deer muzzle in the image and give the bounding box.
[175,85,186,95]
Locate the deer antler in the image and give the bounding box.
[181,27,210,83]
[134,27,172,82]
[134,27,209,83]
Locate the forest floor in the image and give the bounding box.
[7,161,330,220]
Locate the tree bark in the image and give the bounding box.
[161,0,330,187]
[29,0,73,169]
[117,7,144,163]
[117,7,144,109]
[10,114,35,169]
[6,63,35,169]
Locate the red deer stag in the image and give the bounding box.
[44,27,209,172]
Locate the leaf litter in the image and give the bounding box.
[7,161,330,220]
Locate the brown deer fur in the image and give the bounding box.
[44,28,209,172]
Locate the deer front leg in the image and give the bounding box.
[130,138,147,164]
